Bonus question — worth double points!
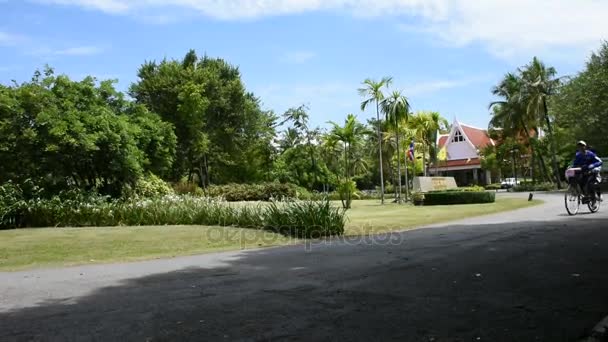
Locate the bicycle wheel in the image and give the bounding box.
[565,183,580,216]
[588,191,601,213]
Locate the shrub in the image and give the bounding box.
[428,186,485,193]
[485,183,502,190]
[337,179,359,209]
[512,182,555,192]
[123,173,174,199]
[422,191,495,205]
[0,182,25,229]
[264,199,345,238]
[1,193,346,238]
[172,181,203,196]
[205,182,301,201]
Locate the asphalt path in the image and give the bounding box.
[1,192,607,341]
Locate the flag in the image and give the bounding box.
[407,140,415,162]
[437,146,448,161]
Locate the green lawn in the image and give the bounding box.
[0,198,542,271]
[344,198,543,236]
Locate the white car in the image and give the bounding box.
[500,178,520,189]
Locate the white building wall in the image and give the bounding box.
[446,141,478,160]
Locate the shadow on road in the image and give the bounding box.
[2,217,608,342]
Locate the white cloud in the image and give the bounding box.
[401,79,471,97]
[53,45,105,56]
[280,51,317,64]
[399,75,491,97]
[33,0,129,13]
[31,0,608,58]
[0,31,25,46]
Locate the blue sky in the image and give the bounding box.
[1,0,607,130]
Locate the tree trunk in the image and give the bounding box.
[404,156,410,201]
[197,160,206,189]
[376,101,385,204]
[395,120,402,204]
[422,142,427,177]
[521,120,551,184]
[203,154,210,188]
[543,98,562,189]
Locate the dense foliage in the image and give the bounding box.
[204,182,307,202]
[0,181,344,237]
[552,42,608,159]
[0,68,176,197]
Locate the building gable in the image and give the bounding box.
[443,120,479,161]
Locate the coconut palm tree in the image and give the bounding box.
[489,72,550,183]
[381,90,410,203]
[520,57,563,188]
[358,77,392,204]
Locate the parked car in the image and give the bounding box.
[500,178,520,189]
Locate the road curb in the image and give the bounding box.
[579,315,608,342]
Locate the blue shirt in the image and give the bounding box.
[572,150,603,169]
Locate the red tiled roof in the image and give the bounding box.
[438,135,449,148]
[460,125,494,149]
[433,158,481,168]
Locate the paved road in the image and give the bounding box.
[1,193,608,342]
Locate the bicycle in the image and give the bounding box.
[564,167,602,216]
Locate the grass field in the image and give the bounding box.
[0,198,542,271]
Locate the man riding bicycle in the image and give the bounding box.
[570,140,603,203]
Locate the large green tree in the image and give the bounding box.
[553,41,608,160]
[129,50,276,186]
[0,68,176,196]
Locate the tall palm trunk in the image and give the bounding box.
[422,142,427,177]
[395,119,402,203]
[520,119,551,183]
[543,99,562,189]
[376,101,385,204]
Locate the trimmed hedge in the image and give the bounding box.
[428,186,485,193]
[484,183,502,190]
[512,182,555,192]
[205,182,307,201]
[422,191,495,205]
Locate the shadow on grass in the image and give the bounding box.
[2,216,608,342]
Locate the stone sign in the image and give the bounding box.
[413,177,458,193]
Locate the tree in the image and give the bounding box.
[358,77,392,204]
[326,114,368,208]
[521,57,563,188]
[381,90,410,203]
[281,105,322,190]
[0,68,176,197]
[488,72,550,183]
[129,50,275,187]
[411,111,447,177]
[553,41,608,161]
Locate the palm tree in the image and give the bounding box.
[489,72,552,183]
[327,114,368,208]
[358,77,392,204]
[381,90,410,203]
[428,111,449,176]
[520,57,563,188]
[411,112,447,177]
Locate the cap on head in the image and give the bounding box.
[577,140,587,147]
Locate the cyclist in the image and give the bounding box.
[571,140,603,203]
